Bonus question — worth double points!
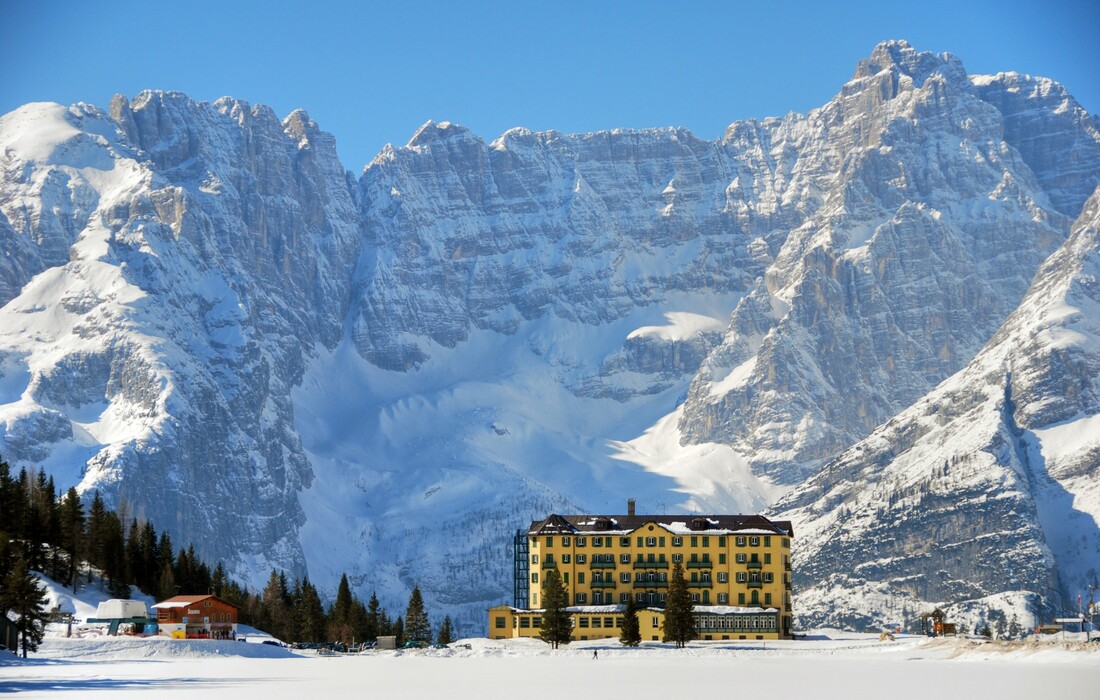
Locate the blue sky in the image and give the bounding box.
[2,0,1096,171]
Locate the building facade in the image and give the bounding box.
[151,594,238,640]
[494,502,794,640]
[488,603,784,642]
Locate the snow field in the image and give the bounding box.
[2,632,1098,699]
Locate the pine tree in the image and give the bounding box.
[619,596,641,646]
[662,562,694,648]
[297,577,326,643]
[327,573,355,643]
[539,568,571,649]
[261,570,289,640]
[392,615,404,646]
[57,487,84,590]
[364,591,381,641]
[0,556,49,657]
[404,585,431,643]
[437,615,454,645]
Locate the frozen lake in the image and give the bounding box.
[2,632,1097,699]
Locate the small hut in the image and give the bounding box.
[918,608,956,637]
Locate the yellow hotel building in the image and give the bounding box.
[489,501,794,641]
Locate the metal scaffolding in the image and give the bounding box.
[513,529,529,609]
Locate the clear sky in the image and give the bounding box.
[2,0,1096,172]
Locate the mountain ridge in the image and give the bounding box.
[1,40,1098,634]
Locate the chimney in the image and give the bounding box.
[627,499,636,516]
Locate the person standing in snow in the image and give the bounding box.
[592,649,598,660]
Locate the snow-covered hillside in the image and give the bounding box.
[772,186,1100,630]
[1,40,1098,635]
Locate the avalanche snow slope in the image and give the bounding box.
[678,41,1097,484]
[772,186,1100,633]
[0,95,359,581]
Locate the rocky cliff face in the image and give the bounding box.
[770,186,1100,631]
[0,41,1097,633]
[0,94,359,580]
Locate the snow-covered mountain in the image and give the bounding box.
[1,40,1097,634]
[771,185,1100,633]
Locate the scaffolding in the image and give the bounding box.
[513,529,529,609]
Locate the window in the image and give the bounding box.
[620,593,629,604]
[605,617,614,628]
[531,573,539,583]
[658,553,666,562]
[646,537,657,547]
[719,536,726,547]
[579,616,589,628]
[659,537,665,547]
[563,574,569,584]
[737,572,747,583]
[495,616,506,629]
[719,553,726,564]
[615,617,624,627]
[718,572,728,583]
[702,553,710,563]
[620,553,630,563]
[637,536,643,547]
[736,536,746,546]
[593,592,604,604]
[691,536,698,547]
[563,554,571,564]
[620,572,631,583]
[592,617,602,628]
[749,536,760,546]
[652,617,660,627]
[672,536,682,546]
[763,572,773,583]
[690,553,698,563]
[672,553,683,563]
[546,536,554,547]
[736,553,746,563]
[577,554,587,564]
[593,537,602,547]
[533,593,538,605]
[691,593,700,603]
[701,571,711,582]
[531,537,538,547]
[533,618,542,628]
[520,617,530,628]
[718,593,729,604]
[562,536,570,546]
[764,536,771,547]
[577,537,586,547]
[765,593,772,605]
[576,593,587,604]
[532,554,538,564]
[738,593,745,605]
[750,572,761,583]
[621,537,631,547]
[578,572,585,584]
[658,593,667,605]
[782,537,790,548]
[702,536,710,547]
[765,553,771,564]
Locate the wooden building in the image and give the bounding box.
[152,595,238,640]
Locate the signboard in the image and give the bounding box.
[1055,617,1085,623]
[188,609,201,615]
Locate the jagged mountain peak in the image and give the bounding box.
[406,119,476,149]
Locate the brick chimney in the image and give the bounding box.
[627,499,636,516]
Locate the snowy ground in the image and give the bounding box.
[2,631,1097,699]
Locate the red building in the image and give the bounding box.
[152,595,238,640]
